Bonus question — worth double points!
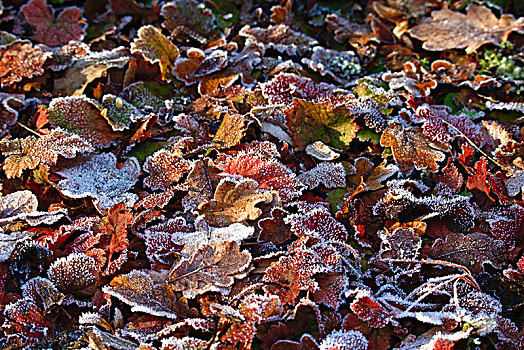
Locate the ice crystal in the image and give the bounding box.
[57,153,140,211]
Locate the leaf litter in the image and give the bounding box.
[0,1,524,349]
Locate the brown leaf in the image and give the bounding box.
[380,121,449,175]
[0,40,51,87]
[409,5,524,51]
[168,241,251,298]
[427,232,510,274]
[197,177,274,227]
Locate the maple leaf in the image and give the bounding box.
[131,25,179,80]
[56,153,140,211]
[143,149,192,190]
[297,162,346,189]
[380,121,449,175]
[427,232,510,275]
[197,177,275,227]
[409,5,524,51]
[104,270,192,318]
[168,241,251,298]
[0,40,51,87]
[21,0,86,47]
[221,154,304,201]
[0,128,93,178]
[285,99,359,150]
[239,24,318,55]
[48,253,99,296]
[47,96,121,147]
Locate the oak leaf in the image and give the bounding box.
[380,121,449,175]
[131,25,179,80]
[285,99,359,150]
[21,0,86,47]
[409,5,524,51]
[197,177,274,227]
[168,241,251,298]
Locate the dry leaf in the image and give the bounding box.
[0,40,51,87]
[409,5,524,51]
[168,241,251,298]
[197,177,274,226]
[211,113,247,149]
[380,121,449,174]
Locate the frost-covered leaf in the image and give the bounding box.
[0,93,24,137]
[161,0,218,40]
[409,5,524,51]
[262,73,336,105]
[22,277,64,310]
[258,207,292,244]
[285,207,348,242]
[382,61,437,98]
[427,232,510,274]
[0,230,34,262]
[197,177,274,227]
[57,153,140,211]
[0,128,93,178]
[168,241,251,298]
[297,162,346,189]
[0,190,66,226]
[285,99,359,150]
[48,253,99,296]
[221,154,304,201]
[101,94,146,131]
[305,141,341,161]
[21,0,86,47]
[303,46,361,83]
[380,121,449,174]
[104,270,190,319]
[378,227,422,275]
[180,158,222,211]
[211,113,247,149]
[143,149,192,190]
[506,170,524,197]
[0,40,51,87]
[240,24,317,55]
[319,330,368,350]
[131,25,179,80]
[53,47,129,96]
[350,289,391,328]
[47,96,121,147]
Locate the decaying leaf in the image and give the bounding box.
[211,113,247,149]
[285,99,359,150]
[168,241,251,298]
[197,177,274,226]
[240,24,318,55]
[21,0,86,47]
[380,121,449,174]
[506,171,524,197]
[161,0,218,40]
[409,5,524,51]
[0,128,93,178]
[0,40,51,87]
[131,25,179,80]
[48,252,99,295]
[0,190,66,227]
[57,153,140,211]
[297,162,346,189]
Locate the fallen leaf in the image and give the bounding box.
[0,40,51,87]
[168,241,251,298]
[409,5,524,51]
